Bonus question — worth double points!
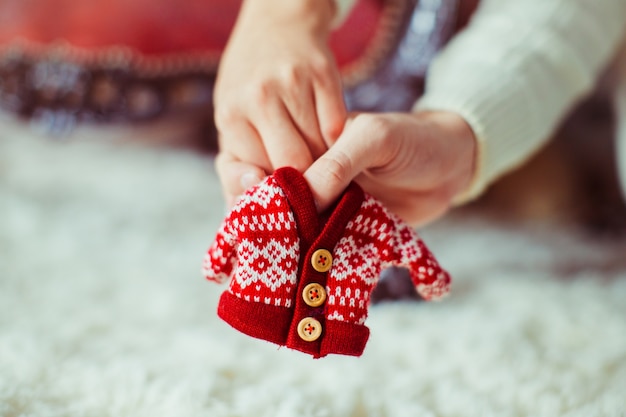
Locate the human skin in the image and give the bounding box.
[213,0,476,226]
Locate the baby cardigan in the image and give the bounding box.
[203,167,451,358]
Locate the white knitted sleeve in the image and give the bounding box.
[332,0,358,27]
[414,0,626,203]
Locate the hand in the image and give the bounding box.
[304,111,477,226]
[214,0,347,206]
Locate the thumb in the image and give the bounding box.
[303,117,389,211]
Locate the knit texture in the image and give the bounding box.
[203,167,451,357]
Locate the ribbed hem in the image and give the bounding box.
[218,291,370,358]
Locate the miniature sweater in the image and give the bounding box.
[203,167,451,358]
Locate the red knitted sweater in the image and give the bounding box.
[203,167,451,358]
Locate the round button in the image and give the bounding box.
[311,249,333,273]
[297,317,322,342]
[302,283,327,307]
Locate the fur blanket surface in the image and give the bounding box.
[1,122,625,417]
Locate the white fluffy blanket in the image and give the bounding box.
[1,125,625,417]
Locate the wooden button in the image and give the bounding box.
[311,249,332,273]
[302,283,327,307]
[297,317,322,342]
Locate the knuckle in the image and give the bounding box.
[319,150,352,187]
[214,105,241,130]
[311,55,333,77]
[281,65,303,89]
[321,119,344,142]
[354,113,393,138]
[321,126,339,143]
[249,81,273,106]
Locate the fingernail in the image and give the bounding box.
[240,172,262,189]
[314,199,321,212]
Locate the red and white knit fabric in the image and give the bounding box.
[203,167,451,358]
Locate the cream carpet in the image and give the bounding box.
[1,124,625,417]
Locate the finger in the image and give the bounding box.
[282,83,327,159]
[253,98,315,172]
[217,120,273,174]
[313,60,347,145]
[303,116,392,211]
[355,176,452,226]
[215,153,266,207]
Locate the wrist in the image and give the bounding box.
[239,0,336,36]
[419,111,478,199]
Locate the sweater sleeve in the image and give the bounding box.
[202,211,239,284]
[414,0,626,203]
[380,209,451,300]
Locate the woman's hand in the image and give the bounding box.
[304,111,477,226]
[214,0,346,206]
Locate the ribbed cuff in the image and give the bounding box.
[414,69,543,204]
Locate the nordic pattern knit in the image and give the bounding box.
[203,167,451,358]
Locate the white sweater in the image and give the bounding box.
[336,0,626,203]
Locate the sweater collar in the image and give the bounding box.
[273,167,365,249]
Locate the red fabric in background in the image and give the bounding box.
[0,0,382,68]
